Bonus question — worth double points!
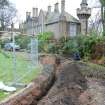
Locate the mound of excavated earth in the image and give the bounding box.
[37,63,88,105]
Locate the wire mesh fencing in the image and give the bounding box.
[0,34,41,87]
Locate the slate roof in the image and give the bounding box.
[46,11,80,25]
[46,12,60,24]
[65,12,80,23]
[26,10,80,25]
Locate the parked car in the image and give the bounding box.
[4,43,20,51]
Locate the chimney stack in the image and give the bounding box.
[48,6,51,14]
[26,12,28,20]
[32,8,38,17]
[61,0,65,14]
[54,3,59,13]
[26,12,31,21]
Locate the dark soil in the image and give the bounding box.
[37,63,88,105]
[31,60,105,105]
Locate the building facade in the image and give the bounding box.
[20,0,91,39]
[77,0,91,35]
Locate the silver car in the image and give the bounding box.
[4,43,20,51]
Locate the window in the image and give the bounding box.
[70,23,77,37]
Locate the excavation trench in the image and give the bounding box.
[1,57,105,105]
[33,63,88,105]
[34,61,105,105]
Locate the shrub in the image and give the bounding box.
[15,35,31,49]
[0,38,10,48]
[37,32,54,53]
[45,34,102,59]
[75,34,100,58]
[56,37,79,56]
[37,32,54,41]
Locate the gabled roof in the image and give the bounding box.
[46,11,80,25]
[46,12,60,24]
[65,12,80,23]
[39,10,47,17]
[24,9,80,25]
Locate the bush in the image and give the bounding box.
[75,35,97,58]
[42,34,103,59]
[0,39,3,48]
[15,35,31,49]
[37,32,54,41]
[0,39,10,48]
[15,31,105,62]
[38,32,54,53]
[56,37,79,55]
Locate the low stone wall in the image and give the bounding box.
[0,64,55,105]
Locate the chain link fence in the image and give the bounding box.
[0,32,41,87]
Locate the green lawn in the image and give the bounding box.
[0,91,9,101]
[0,51,41,101]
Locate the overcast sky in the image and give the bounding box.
[9,0,100,27]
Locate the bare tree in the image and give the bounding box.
[100,0,105,35]
[89,9,103,35]
[88,0,104,35]
[0,0,9,8]
[0,0,17,31]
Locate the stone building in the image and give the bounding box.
[20,0,91,39]
[77,0,91,35]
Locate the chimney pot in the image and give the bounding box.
[33,8,38,17]
[61,0,65,14]
[48,6,51,14]
[54,3,59,13]
[26,12,31,21]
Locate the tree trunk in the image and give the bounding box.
[103,7,105,36]
[1,20,5,31]
[100,0,105,36]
